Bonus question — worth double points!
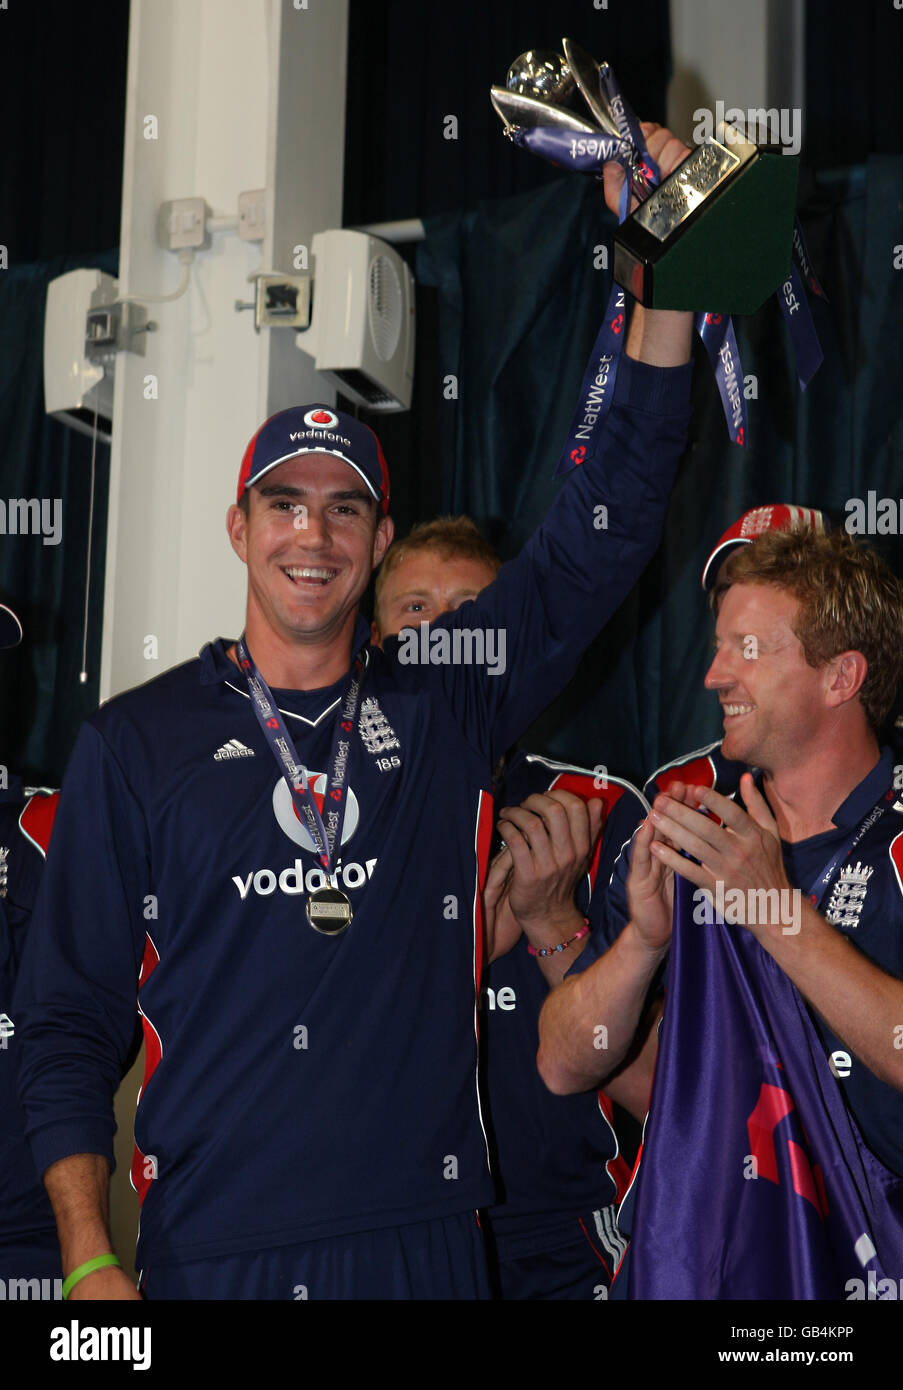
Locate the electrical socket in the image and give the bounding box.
[158,198,210,251]
[85,297,148,362]
[254,274,311,329]
[238,190,266,242]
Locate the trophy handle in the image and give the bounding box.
[562,38,656,200]
[490,86,599,136]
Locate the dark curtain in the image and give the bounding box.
[344,0,671,226]
[417,154,903,785]
[344,0,671,550]
[804,0,903,170]
[345,0,903,784]
[0,1,129,263]
[2,0,898,778]
[0,253,117,784]
[0,0,129,782]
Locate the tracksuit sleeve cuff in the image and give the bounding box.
[30,1119,116,1182]
[613,352,694,414]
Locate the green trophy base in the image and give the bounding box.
[614,135,800,315]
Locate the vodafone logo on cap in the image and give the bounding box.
[303,408,339,431]
[272,773,360,851]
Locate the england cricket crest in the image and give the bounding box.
[358,696,400,755]
[825,861,873,929]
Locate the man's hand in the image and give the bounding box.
[648,774,791,932]
[494,790,604,984]
[483,844,521,962]
[497,790,603,933]
[599,120,695,365]
[625,813,675,952]
[648,774,903,1093]
[602,122,691,221]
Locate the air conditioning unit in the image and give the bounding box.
[295,230,415,412]
[44,269,117,441]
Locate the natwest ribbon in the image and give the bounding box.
[778,217,827,390]
[696,312,747,445]
[236,636,367,873]
[508,64,829,460]
[511,127,636,176]
[509,98,662,476]
[515,77,748,468]
[557,284,628,475]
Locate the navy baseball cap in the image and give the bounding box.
[0,603,22,649]
[236,404,390,514]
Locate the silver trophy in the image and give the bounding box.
[491,37,799,314]
[506,49,574,104]
[491,39,656,197]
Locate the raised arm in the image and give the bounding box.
[619,125,695,370]
[393,128,696,761]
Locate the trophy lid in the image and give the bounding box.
[506,50,574,104]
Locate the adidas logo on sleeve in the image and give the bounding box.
[214,739,256,761]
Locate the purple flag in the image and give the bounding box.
[627,876,903,1299]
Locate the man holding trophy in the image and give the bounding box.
[15,90,696,1298]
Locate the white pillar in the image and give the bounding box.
[667,0,805,144]
[101,0,348,702]
[261,0,349,411]
[106,0,349,1275]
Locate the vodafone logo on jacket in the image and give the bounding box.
[272,774,360,851]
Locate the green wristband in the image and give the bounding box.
[62,1253,122,1299]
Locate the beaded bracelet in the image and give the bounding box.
[526,919,590,958]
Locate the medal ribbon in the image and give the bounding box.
[806,786,894,912]
[236,636,367,873]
